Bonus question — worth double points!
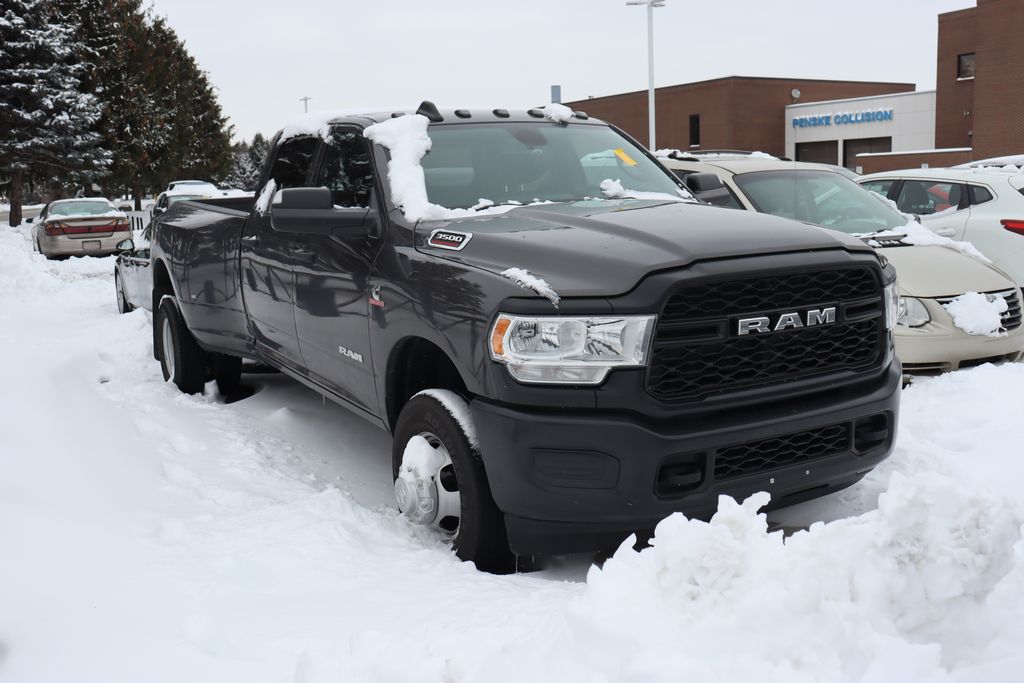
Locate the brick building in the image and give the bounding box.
[564,76,914,156]
[566,0,1024,172]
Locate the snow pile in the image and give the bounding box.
[499,268,560,306]
[363,114,521,223]
[600,178,695,203]
[253,179,277,217]
[543,102,574,124]
[897,220,991,262]
[559,475,1022,682]
[943,292,1008,336]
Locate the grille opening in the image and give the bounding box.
[854,413,890,453]
[714,423,851,481]
[655,454,705,498]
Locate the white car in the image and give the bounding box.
[857,167,1024,285]
[659,153,1024,372]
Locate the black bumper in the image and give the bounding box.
[471,360,901,555]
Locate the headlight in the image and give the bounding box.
[883,280,899,331]
[489,314,656,385]
[897,296,930,328]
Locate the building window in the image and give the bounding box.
[957,53,976,80]
[689,114,700,148]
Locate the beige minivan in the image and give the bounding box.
[659,153,1024,372]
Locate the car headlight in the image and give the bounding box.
[489,314,656,385]
[897,296,930,328]
[883,280,899,331]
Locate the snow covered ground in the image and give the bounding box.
[3,225,1024,682]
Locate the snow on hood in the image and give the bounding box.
[943,292,1009,337]
[499,268,560,306]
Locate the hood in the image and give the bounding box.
[879,244,1014,298]
[416,200,871,297]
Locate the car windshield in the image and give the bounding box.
[422,122,691,209]
[50,200,113,216]
[732,169,907,234]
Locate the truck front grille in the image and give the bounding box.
[647,267,884,402]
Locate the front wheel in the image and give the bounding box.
[156,297,207,394]
[392,391,515,574]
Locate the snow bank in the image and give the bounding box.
[543,102,574,124]
[943,292,1008,336]
[561,474,1022,682]
[600,177,695,203]
[499,267,560,306]
[363,113,520,223]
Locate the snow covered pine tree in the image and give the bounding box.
[0,0,108,226]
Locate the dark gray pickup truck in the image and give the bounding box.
[149,102,901,572]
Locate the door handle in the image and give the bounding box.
[934,227,957,237]
[240,235,259,246]
[291,248,316,264]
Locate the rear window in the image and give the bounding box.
[969,185,994,205]
[50,200,113,216]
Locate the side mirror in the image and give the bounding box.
[271,187,372,239]
[116,238,135,252]
[685,172,726,193]
[685,172,734,207]
[153,206,164,216]
[277,187,333,210]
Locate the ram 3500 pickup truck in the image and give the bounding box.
[149,102,901,572]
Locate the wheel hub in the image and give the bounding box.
[395,433,461,534]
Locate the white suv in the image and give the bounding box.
[858,167,1024,285]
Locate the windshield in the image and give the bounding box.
[50,200,113,216]
[422,122,691,208]
[732,169,906,234]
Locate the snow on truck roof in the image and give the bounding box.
[277,102,603,142]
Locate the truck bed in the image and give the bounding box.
[157,199,252,355]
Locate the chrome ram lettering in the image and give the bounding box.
[737,306,837,335]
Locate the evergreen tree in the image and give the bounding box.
[0,0,109,225]
[224,133,269,191]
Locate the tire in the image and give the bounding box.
[156,297,207,394]
[212,353,243,395]
[392,392,515,574]
[115,272,133,314]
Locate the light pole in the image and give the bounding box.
[300,96,312,113]
[626,0,665,150]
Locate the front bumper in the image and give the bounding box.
[39,234,124,257]
[896,299,1024,372]
[472,360,901,555]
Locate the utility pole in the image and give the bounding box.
[300,96,312,113]
[626,0,665,150]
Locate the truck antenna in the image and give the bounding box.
[416,101,444,123]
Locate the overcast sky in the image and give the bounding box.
[153,0,974,142]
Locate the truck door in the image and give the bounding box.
[240,135,319,366]
[292,127,383,414]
